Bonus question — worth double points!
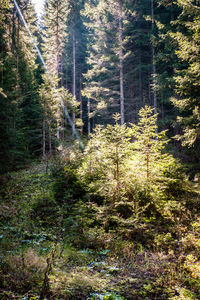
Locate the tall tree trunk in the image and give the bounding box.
[115,143,121,201]
[129,79,136,123]
[49,126,52,155]
[62,113,65,145]
[151,0,157,116]
[88,98,91,137]
[72,29,76,133]
[56,5,60,140]
[161,90,164,121]
[118,0,125,125]
[43,119,46,158]
[79,77,83,134]
[146,145,150,179]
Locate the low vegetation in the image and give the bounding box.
[0,107,200,299]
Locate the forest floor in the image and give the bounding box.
[0,161,200,300]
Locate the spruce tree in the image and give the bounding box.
[0,0,43,171]
[42,0,68,78]
[63,0,88,133]
[41,0,69,148]
[82,0,129,128]
[170,0,200,148]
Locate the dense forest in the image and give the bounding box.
[0,0,200,299]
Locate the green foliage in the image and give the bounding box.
[80,114,131,202]
[1,0,200,298]
[51,161,87,205]
[130,106,176,183]
[80,106,181,226]
[0,1,43,172]
[0,157,200,300]
[170,0,200,150]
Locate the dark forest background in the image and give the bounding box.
[0,0,200,173]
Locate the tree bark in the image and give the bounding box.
[88,98,91,137]
[151,0,157,116]
[146,145,150,179]
[43,119,46,158]
[118,0,125,125]
[49,126,52,155]
[115,143,121,201]
[72,29,76,133]
[79,77,83,134]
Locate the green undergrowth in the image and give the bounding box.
[0,159,200,299]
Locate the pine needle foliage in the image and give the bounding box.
[79,106,181,221]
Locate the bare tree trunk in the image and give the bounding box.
[160,90,164,121]
[60,59,63,86]
[118,0,125,125]
[56,7,60,140]
[49,126,52,155]
[146,146,150,179]
[62,114,65,145]
[151,0,157,116]
[152,46,157,114]
[43,119,46,158]
[56,116,60,143]
[88,98,91,137]
[79,77,83,134]
[129,79,136,123]
[72,30,76,133]
[115,143,121,201]
[17,13,19,77]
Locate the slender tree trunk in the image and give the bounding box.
[62,114,65,145]
[55,7,60,140]
[115,143,120,201]
[118,0,125,125]
[88,98,91,137]
[49,126,52,155]
[151,0,157,116]
[65,67,68,90]
[60,59,63,86]
[16,13,19,77]
[72,30,76,133]
[79,77,83,134]
[130,79,136,123]
[161,91,164,120]
[152,45,157,114]
[11,8,15,53]
[56,117,60,143]
[43,119,46,158]
[146,144,150,179]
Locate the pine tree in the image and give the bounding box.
[41,0,69,147]
[63,0,88,133]
[0,0,43,171]
[170,0,200,148]
[130,106,174,182]
[42,0,68,78]
[122,0,153,123]
[82,0,129,128]
[154,0,181,130]
[80,106,179,223]
[80,113,131,203]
